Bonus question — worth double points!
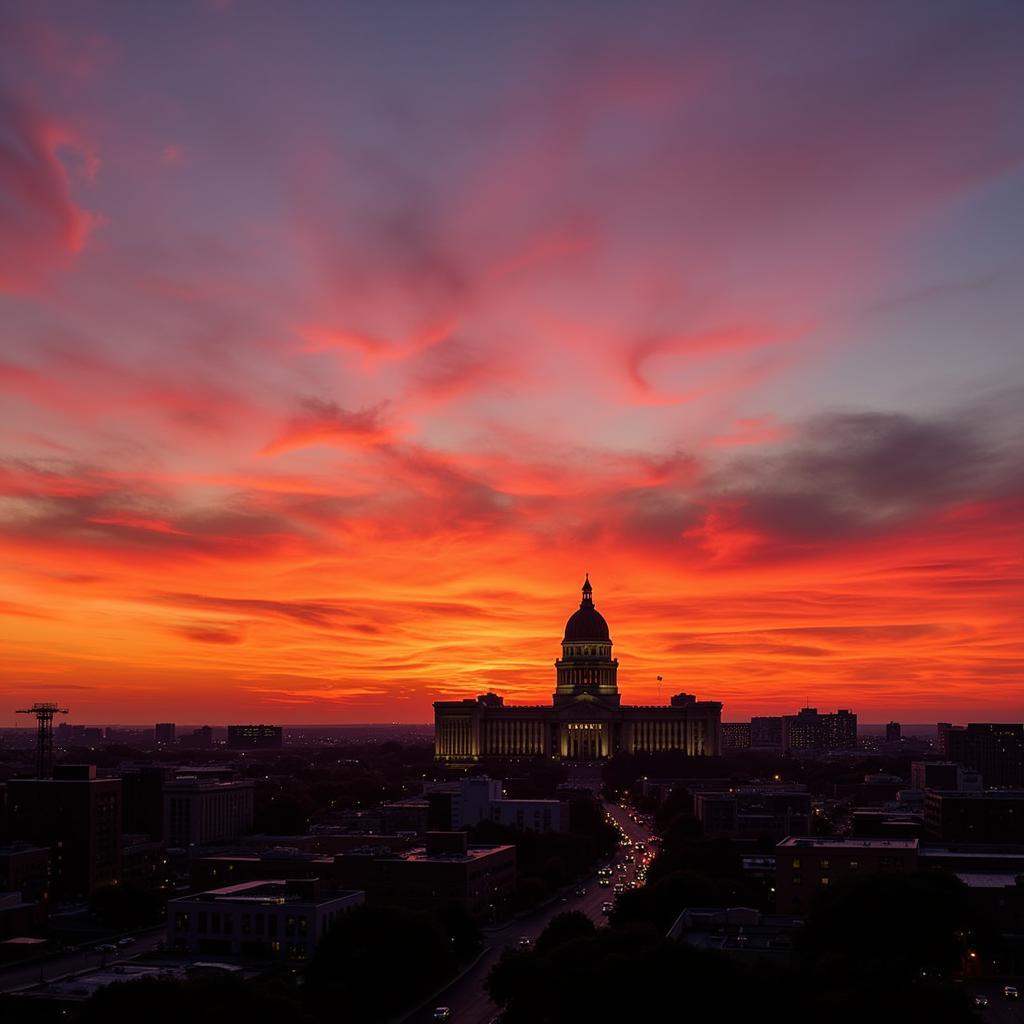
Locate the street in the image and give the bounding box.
[405,799,652,1024]
[0,926,166,994]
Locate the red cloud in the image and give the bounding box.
[260,400,395,456]
[0,93,97,292]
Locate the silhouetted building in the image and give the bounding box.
[750,717,784,751]
[191,834,517,920]
[435,579,722,760]
[694,786,811,840]
[669,907,803,964]
[910,761,982,792]
[946,724,1024,789]
[936,722,963,756]
[775,836,919,913]
[0,844,50,906]
[227,724,283,750]
[162,777,254,848]
[116,764,168,839]
[426,778,567,832]
[924,791,1024,842]
[182,725,214,748]
[121,833,168,892]
[886,721,902,743]
[168,879,363,960]
[6,765,121,899]
[154,723,176,747]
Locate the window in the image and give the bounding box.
[792,876,801,885]
[792,858,801,869]
[849,861,859,870]
[820,860,830,869]
[268,916,278,936]
[198,911,208,934]
[820,877,830,885]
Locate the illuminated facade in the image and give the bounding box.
[434,578,722,761]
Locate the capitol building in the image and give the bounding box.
[434,577,723,761]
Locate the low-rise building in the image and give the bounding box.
[924,791,1024,842]
[775,836,919,913]
[168,879,363,960]
[911,761,982,792]
[163,777,255,848]
[668,906,803,963]
[694,786,811,840]
[190,833,516,920]
[427,777,567,833]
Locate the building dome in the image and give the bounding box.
[563,575,610,642]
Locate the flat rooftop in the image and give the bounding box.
[181,881,361,905]
[778,837,919,850]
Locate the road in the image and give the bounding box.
[968,981,1024,1024]
[0,926,166,994]
[405,800,653,1024]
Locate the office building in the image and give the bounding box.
[0,844,50,905]
[910,761,982,792]
[6,766,121,899]
[924,791,1024,842]
[694,786,811,840]
[168,879,363,960]
[426,777,568,833]
[775,836,919,913]
[750,717,785,751]
[435,579,722,760]
[783,707,857,753]
[162,777,255,848]
[946,724,1024,789]
[154,723,176,747]
[885,722,901,743]
[721,723,752,750]
[190,833,516,920]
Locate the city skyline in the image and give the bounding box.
[2,2,1023,724]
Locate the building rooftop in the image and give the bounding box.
[955,872,1024,889]
[778,836,919,850]
[179,880,360,906]
[388,843,515,864]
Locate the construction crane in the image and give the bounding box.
[16,703,69,778]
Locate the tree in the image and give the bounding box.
[304,905,456,1022]
[534,910,596,954]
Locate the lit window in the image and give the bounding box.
[820,877,829,885]
[792,858,801,869]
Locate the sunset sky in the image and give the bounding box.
[1,1,1023,725]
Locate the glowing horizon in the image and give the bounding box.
[1,3,1022,725]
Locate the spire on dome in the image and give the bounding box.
[581,574,593,604]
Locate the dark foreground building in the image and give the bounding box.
[434,578,722,761]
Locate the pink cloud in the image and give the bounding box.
[0,94,97,292]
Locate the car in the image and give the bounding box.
[575,888,587,897]
[116,937,135,948]
[433,1008,452,1021]
[598,878,610,887]
[94,943,117,953]
[518,936,532,948]
[973,995,989,1007]
[601,901,614,914]
[1005,985,1019,999]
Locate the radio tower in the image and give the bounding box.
[16,703,69,778]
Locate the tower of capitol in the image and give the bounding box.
[434,577,722,761]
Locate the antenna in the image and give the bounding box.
[656,675,663,703]
[15,703,69,778]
